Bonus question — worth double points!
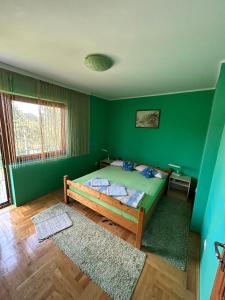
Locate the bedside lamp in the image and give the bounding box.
[101,149,109,161]
[168,163,182,176]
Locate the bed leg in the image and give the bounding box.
[64,175,69,204]
[135,207,144,249]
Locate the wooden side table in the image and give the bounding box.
[100,159,113,169]
[167,173,191,200]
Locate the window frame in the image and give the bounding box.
[11,96,66,162]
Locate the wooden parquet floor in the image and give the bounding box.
[0,190,199,300]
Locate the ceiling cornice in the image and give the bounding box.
[1,60,224,102]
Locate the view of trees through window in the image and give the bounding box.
[12,100,65,158]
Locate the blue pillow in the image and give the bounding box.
[122,161,134,171]
[141,167,154,178]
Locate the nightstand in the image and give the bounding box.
[167,173,191,201]
[100,159,113,169]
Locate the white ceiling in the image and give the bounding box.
[0,0,225,100]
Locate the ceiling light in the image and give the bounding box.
[84,54,113,72]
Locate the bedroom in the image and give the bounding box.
[0,1,225,299]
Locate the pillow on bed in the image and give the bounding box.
[153,169,168,179]
[110,160,123,167]
[141,167,154,178]
[122,161,134,171]
[135,164,149,172]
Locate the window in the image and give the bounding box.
[11,97,66,161]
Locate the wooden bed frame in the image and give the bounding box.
[63,166,170,249]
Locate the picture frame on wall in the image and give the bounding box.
[135,109,161,128]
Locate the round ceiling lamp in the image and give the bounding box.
[84,54,113,72]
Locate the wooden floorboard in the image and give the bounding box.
[0,190,199,300]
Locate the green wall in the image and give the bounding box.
[10,96,108,206]
[191,64,225,232]
[200,124,225,300]
[108,90,213,180]
[9,89,214,206]
[189,63,225,299]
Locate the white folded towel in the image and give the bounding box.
[107,184,127,197]
[91,178,110,187]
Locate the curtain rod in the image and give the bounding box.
[0,89,65,105]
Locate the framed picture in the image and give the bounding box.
[135,109,161,128]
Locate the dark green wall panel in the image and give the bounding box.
[9,156,94,206]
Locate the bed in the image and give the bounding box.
[64,165,169,249]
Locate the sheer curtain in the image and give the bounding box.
[0,70,90,166]
[12,97,66,164]
[37,80,90,157]
[67,92,90,156]
[0,93,17,164]
[0,94,67,165]
[38,99,66,159]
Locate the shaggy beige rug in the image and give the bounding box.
[32,203,146,300]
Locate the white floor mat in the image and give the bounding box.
[34,212,72,242]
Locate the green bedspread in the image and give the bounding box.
[69,166,166,223]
